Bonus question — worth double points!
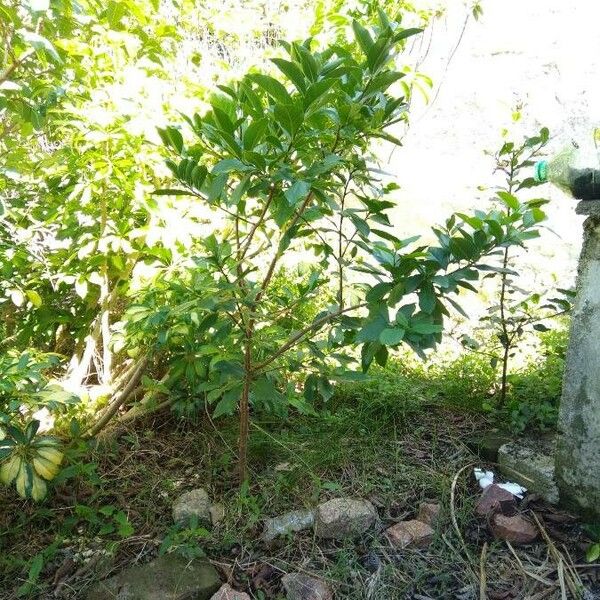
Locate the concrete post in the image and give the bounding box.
[555,200,600,517]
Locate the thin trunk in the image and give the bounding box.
[499,341,510,406]
[86,358,147,437]
[497,160,515,406]
[99,191,112,385]
[65,316,102,387]
[238,334,252,483]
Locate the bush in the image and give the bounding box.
[503,324,568,432]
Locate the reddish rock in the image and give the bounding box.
[210,584,251,600]
[491,513,538,544]
[385,519,434,549]
[281,573,333,600]
[417,502,441,526]
[475,484,515,516]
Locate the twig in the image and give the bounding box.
[450,463,476,566]
[532,512,581,599]
[479,541,488,600]
[506,541,554,586]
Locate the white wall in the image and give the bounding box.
[386,0,600,287]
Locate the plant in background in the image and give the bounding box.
[503,324,568,432]
[461,128,574,408]
[0,351,75,499]
[148,10,552,481]
[159,517,209,560]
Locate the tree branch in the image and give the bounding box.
[253,302,368,372]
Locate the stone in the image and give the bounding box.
[210,503,225,526]
[416,502,441,526]
[466,433,513,462]
[86,554,221,600]
[172,488,212,525]
[384,519,434,549]
[556,208,600,518]
[281,573,333,600]
[262,509,315,542]
[498,440,559,504]
[576,200,600,217]
[313,498,377,539]
[475,484,515,516]
[490,514,538,544]
[210,584,250,600]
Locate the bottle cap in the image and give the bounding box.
[534,160,548,182]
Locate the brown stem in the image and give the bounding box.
[238,332,252,483]
[86,358,148,437]
[498,159,516,406]
[0,49,34,85]
[256,191,314,305]
[253,302,368,373]
[239,184,276,261]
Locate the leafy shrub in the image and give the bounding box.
[503,324,568,432]
[0,351,77,500]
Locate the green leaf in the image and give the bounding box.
[115,511,134,538]
[411,322,442,335]
[213,387,241,419]
[379,327,405,345]
[419,286,436,314]
[153,188,195,196]
[271,58,306,92]
[366,37,390,72]
[19,30,61,63]
[243,118,268,150]
[303,79,336,109]
[497,191,520,210]
[25,290,42,308]
[291,43,319,82]
[158,126,184,154]
[393,28,423,43]
[284,180,310,206]
[212,158,253,175]
[352,20,374,56]
[248,73,291,105]
[586,543,600,563]
[273,102,304,136]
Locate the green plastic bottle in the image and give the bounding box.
[534,130,600,200]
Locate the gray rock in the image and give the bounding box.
[466,433,513,462]
[498,440,559,504]
[314,498,377,539]
[262,509,315,542]
[210,584,250,599]
[210,503,225,527]
[173,488,212,526]
[281,573,333,600]
[86,554,221,600]
[556,210,600,518]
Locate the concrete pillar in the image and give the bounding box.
[556,200,600,517]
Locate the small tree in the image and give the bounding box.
[152,11,547,480]
[462,129,574,407]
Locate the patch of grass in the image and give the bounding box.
[0,328,575,598]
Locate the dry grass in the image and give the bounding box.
[1,402,598,599]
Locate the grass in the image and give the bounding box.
[0,328,592,599]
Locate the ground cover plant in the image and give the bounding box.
[1,0,597,599]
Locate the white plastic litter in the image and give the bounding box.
[473,467,527,499]
[473,468,494,490]
[497,481,527,499]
